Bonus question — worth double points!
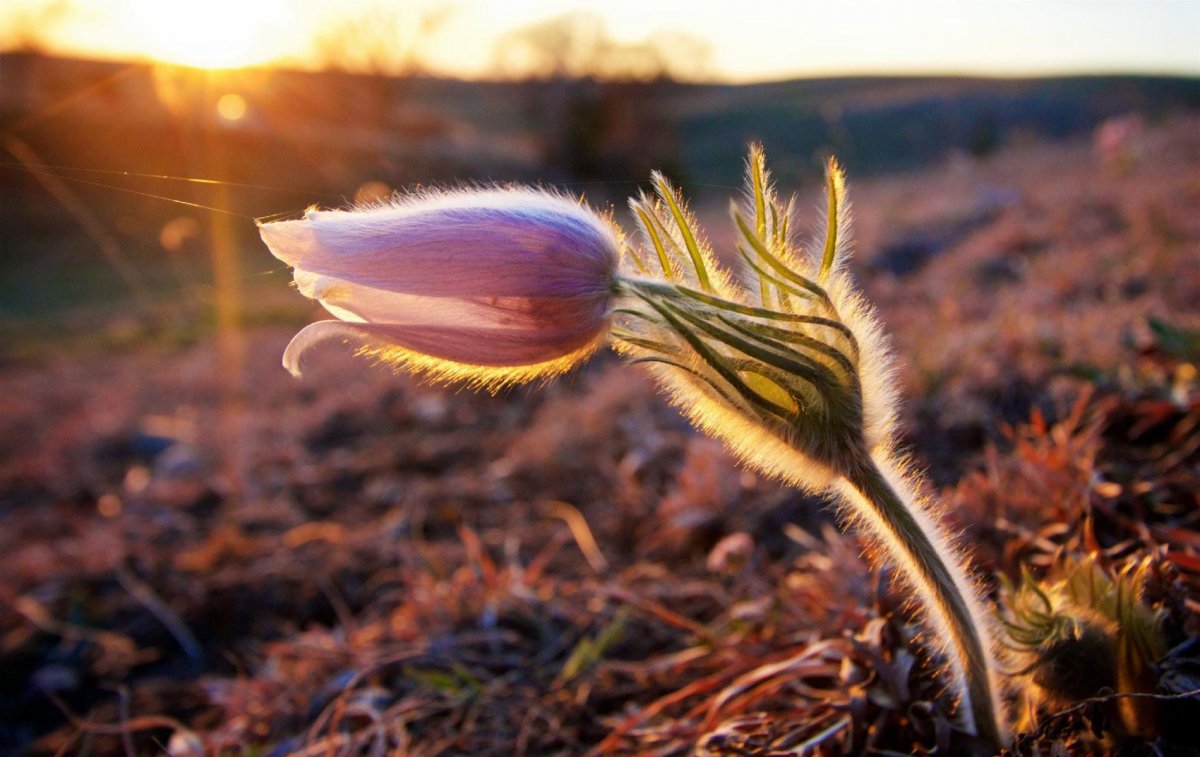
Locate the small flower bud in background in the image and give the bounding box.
[999,554,1166,737]
[259,188,620,388]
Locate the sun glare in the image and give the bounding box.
[216,93,248,121]
[118,0,289,69]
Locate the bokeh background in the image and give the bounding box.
[1,2,1198,754]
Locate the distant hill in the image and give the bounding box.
[654,75,1200,186]
[3,53,1197,195]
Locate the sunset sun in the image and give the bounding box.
[115,0,290,69]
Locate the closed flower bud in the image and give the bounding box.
[999,556,1167,738]
[259,188,620,388]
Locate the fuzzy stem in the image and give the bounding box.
[839,456,1004,751]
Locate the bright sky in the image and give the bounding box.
[2,0,1198,79]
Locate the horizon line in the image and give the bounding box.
[3,46,1198,85]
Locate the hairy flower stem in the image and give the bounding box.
[838,455,1003,751]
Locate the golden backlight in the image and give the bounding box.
[114,0,290,69]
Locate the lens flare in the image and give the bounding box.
[216,93,247,121]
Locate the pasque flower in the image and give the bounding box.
[259,188,620,387]
[263,152,1009,750]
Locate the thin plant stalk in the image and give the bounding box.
[838,454,1003,750]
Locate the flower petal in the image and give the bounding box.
[282,319,606,378]
[282,320,362,377]
[307,276,608,338]
[260,189,617,299]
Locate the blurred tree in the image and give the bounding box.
[493,11,712,82]
[0,0,74,52]
[309,2,455,76]
[492,13,710,189]
[643,30,713,82]
[494,11,607,80]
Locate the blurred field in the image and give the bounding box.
[1,53,1199,755]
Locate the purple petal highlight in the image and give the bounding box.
[294,273,608,335]
[260,189,618,300]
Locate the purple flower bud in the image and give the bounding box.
[259,189,619,386]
